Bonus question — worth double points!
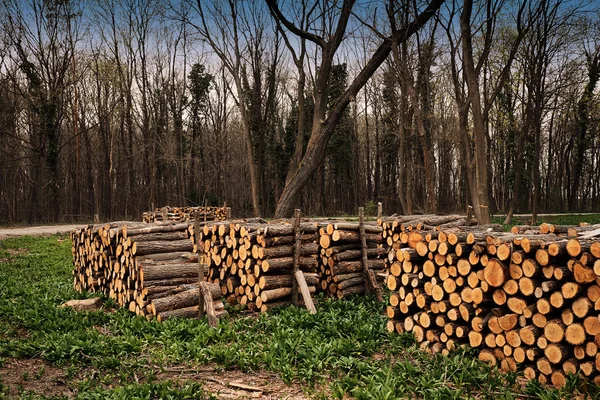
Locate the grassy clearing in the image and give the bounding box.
[0,236,592,399]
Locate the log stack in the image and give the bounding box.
[382,218,600,388]
[317,222,386,298]
[71,221,147,295]
[72,221,227,321]
[142,206,228,223]
[73,216,394,318]
[192,220,324,312]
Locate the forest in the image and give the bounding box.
[0,0,598,224]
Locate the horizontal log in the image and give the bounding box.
[139,262,199,281]
[256,243,319,259]
[261,257,318,272]
[135,252,197,262]
[126,223,191,237]
[150,283,221,314]
[260,286,316,302]
[331,260,386,275]
[258,274,319,290]
[133,240,194,256]
[156,302,226,322]
[331,230,383,244]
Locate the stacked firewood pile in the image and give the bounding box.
[192,219,324,312]
[142,206,228,223]
[72,221,226,321]
[382,217,600,387]
[317,222,387,298]
[73,215,390,319]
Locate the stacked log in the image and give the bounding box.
[74,216,391,318]
[142,206,228,223]
[317,222,386,298]
[382,218,600,388]
[192,220,323,312]
[72,221,227,321]
[71,221,147,295]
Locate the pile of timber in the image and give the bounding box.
[72,221,226,321]
[73,215,392,319]
[142,206,228,223]
[317,221,386,298]
[192,219,323,312]
[72,221,147,295]
[382,218,600,388]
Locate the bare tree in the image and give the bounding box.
[390,0,439,213]
[176,0,282,217]
[1,0,84,221]
[268,0,444,218]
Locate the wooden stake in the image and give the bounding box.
[295,270,317,314]
[466,205,474,225]
[196,214,206,320]
[359,207,383,301]
[377,202,383,218]
[292,209,301,305]
[199,281,218,327]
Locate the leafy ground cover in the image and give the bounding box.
[0,236,595,399]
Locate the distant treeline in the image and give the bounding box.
[0,0,598,223]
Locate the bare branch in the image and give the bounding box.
[265,0,326,48]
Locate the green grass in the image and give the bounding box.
[492,213,600,228]
[0,236,588,399]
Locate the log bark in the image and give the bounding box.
[150,283,221,314]
[133,239,194,256]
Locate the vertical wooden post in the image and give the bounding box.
[292,209,316,314]
[292,209,301,305]
[203,200,207,222]
[226,207,231,220]
[161,207,168,222]
[359,207,383,301]
[194,215,205,320]
[377,202,383,218]
[466,205,474,225]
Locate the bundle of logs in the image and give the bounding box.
[72,221,227,322]
[142,206,229,223]
[317,222,387,298]
[381,216,600,388]
[192,218,324,313]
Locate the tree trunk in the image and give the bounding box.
[460,0,491,225]
[272,0,444,218]
[569,53,600,210]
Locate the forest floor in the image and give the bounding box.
[0,236,588,399]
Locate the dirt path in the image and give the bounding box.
[0,224,86,240]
